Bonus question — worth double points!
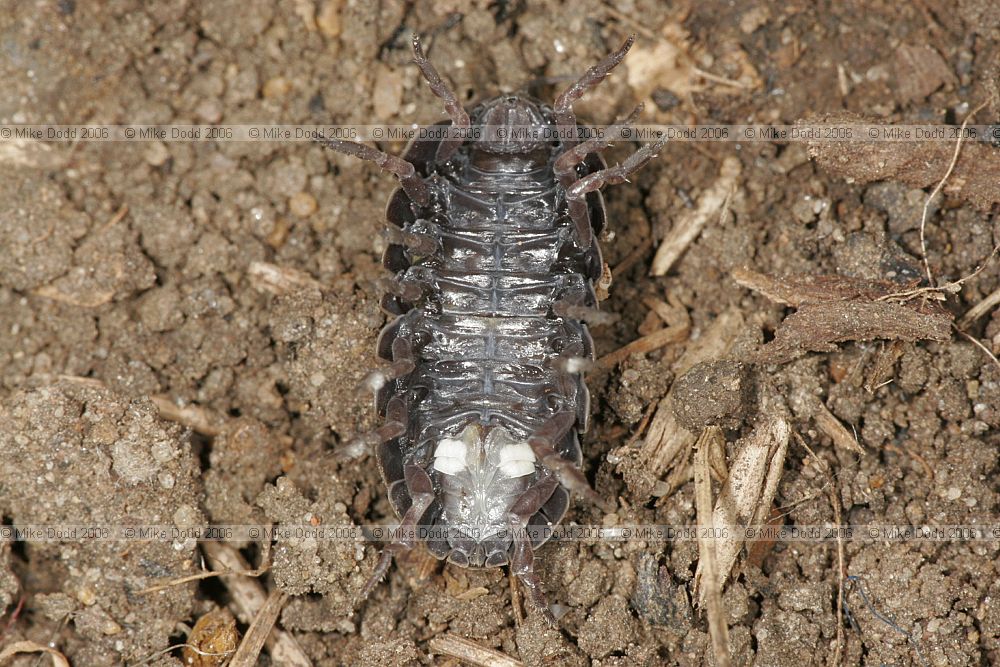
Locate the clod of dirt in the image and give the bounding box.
[893,44,957,102]
[254,476,364,617]
[671,360,753,431]
[631,554,691,630]
[269,284,382,437]
[202,417,285,526]
[576,594,639,659]
[804,112,1000,211]
[0,381,203,660]
[863,181,939,235]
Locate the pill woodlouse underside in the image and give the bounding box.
[319,34,664,622]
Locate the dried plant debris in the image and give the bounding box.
[802,112,1000,211]
[694,406,790,603]
[733,268,952,364]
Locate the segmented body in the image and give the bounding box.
[320,35,663,613]
[376,109,608,567]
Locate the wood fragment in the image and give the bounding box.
[864,340,904,392]
[151,394,225,437]
[755,301,952,364]
[829,478,846,667]
[248,261,323,295]
[651,156,741,276]
[813,402,865,455]
[694,427,732,667]
[229,588,289,667]
[696,411,790,599]
[428,634,525,667]
[734,266,954,363]
[731,268,912,306]
[959,285,1000,328]
[596,322,690,369]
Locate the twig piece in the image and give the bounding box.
[814,403,865,455]
[651,156,741,276]
[919,101,987,286]
[248,261,323,295]
[694,427,732,667]
[959,285,1000,328]
[829,481,846,667]
[596,322,690,369]
[428,634,525,667]
[229,588,289,667]
[150,394,225,437]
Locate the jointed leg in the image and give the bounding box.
[412,34,470,161]
[336,394,407,460]
[361,463,436,597]
[360,337,417,393]
[553,35,635,147]
[527,413,614,513]
[565,134,667,203]
[554,104,644,181]
[316,136,430,207]
[507,473,560,624]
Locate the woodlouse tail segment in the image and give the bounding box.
[314,136,431,207]
[411,34,470,162]
[361,464,436,599]
[553,34,636,147]
[527,413,615,514]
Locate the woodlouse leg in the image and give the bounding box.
[527,413,615,513]
[553,104,644,180]
[384,224,439,256]
[552,298,618,327]
[360,337,416,393]
[553,35,635,147]
[565,133,668,203]
[378,275,425,303]
[508,473,561,624]
[315,137,431,207]
[411,34,471,161]
[361,463,437,598]
[335,395,407,460]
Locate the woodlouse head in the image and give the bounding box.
[469,96,554,170]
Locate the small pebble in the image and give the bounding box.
[289,192,317,217]
[144,141,170,166]
[263,76,291,99]
[317,0,342,38]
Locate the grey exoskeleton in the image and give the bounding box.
[318,33,664,622]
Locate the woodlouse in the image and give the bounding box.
[320,34,664,620]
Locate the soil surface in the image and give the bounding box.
[2,1,999,666]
